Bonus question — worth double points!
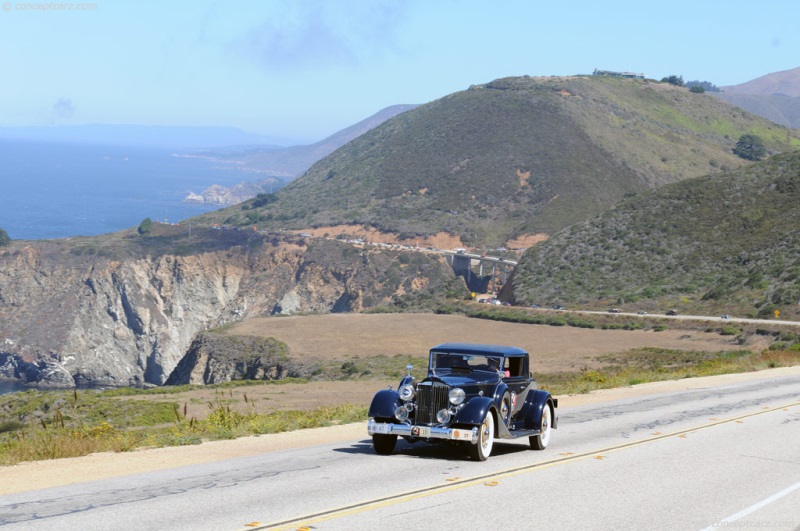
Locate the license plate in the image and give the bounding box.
[411,426,431,437]
[452,429,473,441]
[372,423,392,434]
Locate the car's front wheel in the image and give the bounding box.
[373,433,397,455]
[530,404,552,450]
[469,410,495,461]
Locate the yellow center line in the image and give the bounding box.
[246,401,800,531]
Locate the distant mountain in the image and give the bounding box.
[0,124,295,149]
[715,66,800,128]
[197,75,800,248]
[721,66,800,97]
[189,104,419,181]
[511,150,800,318]
[181,104,418,205]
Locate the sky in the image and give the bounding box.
[1,0,798,144]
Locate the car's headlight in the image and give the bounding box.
[437,409,451,423]
[395,406,409,422]
[449,388,465,405]
[399,384,415,402]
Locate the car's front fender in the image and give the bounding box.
[453,395,495,425]
[368,389,401,420]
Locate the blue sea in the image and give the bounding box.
[0,140,248,240]
[0,380,28,395]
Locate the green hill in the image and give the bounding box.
[510,151,800,318]
[197,75,800,248]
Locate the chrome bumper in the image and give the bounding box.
[368,418,478,443]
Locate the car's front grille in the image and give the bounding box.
[415,381,449,425]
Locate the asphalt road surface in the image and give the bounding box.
[576,309,800,327]
[2,375,799,531]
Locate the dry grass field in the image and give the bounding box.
[141,313,767,421]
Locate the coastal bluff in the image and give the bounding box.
[0,227,453,389]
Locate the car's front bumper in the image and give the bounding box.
[368,418,478,443]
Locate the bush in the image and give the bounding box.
[0,227,10,247]
[661,75,684,87]
[733,134,766,161]
[720,326,740,336]
[251,193,278,208]
[137,218,153,235]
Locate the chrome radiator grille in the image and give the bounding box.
[415,382,449,425]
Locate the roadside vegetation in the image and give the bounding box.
[0,385,365,466]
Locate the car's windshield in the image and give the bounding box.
[431,352,504,373]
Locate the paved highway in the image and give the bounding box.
[569,309,800,327]
[1,373,799,530]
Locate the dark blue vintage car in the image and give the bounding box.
[367,342,558,461]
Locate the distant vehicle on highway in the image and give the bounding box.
[552,305,565,310]
[531,304,541,309]
[666,310,678,316]
[637,310,648,315]
[721,314,731,319]
[608,308,620,313]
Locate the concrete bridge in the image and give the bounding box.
[444,251,517,294]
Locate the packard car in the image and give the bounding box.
[367,342,558,461]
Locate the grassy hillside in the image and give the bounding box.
[713,92,800,129]
[196,75,800,248]
[510,151,800,318]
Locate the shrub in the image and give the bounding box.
[137,218,153,235]
[0,228,10,247]
[733,134,766,161]
[661,75,684,86]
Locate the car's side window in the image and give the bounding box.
[506,358,523,378]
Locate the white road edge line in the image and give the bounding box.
[700,479,800,530]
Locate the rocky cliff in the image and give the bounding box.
[164,332,311,385]
[0,226,454,388]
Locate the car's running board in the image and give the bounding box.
[499,429,539,440]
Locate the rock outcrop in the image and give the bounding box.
[164,332,311,385]
[0,227,454,388]
[184,178,282,206]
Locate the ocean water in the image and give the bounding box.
[0,380,28,396]
[0,140,248,240]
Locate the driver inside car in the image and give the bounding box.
[488,357,510,377]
